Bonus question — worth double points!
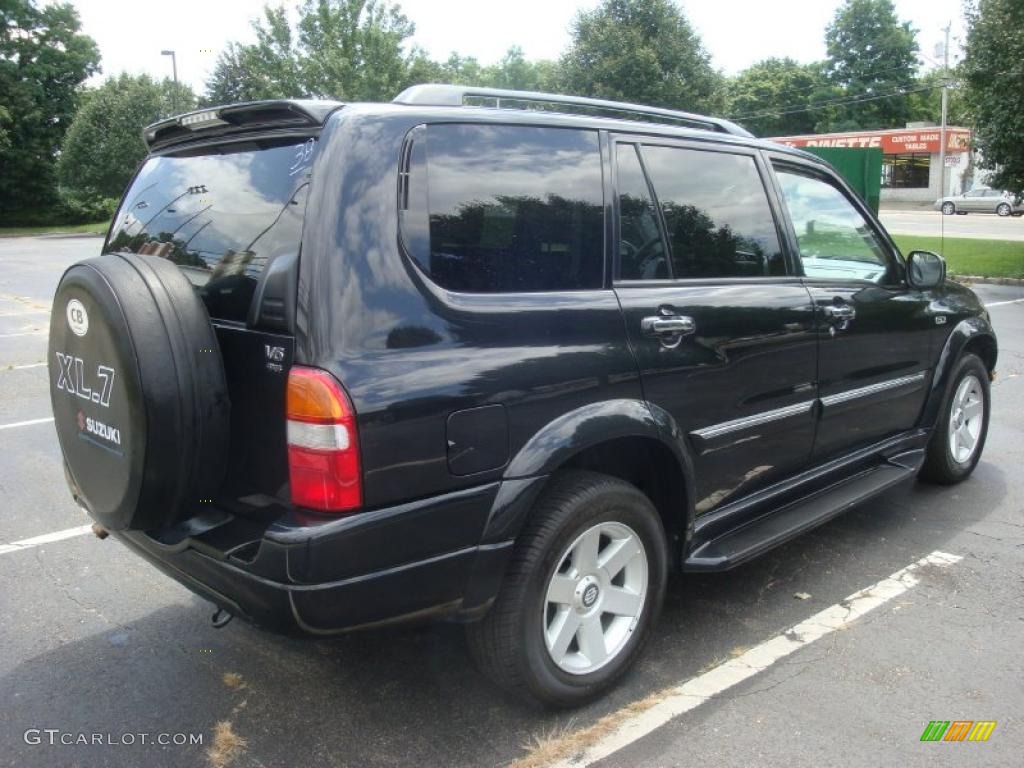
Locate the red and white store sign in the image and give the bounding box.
[771,128,971,154]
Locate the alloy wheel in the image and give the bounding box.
[948,374,984,464]
[542,521,648,675]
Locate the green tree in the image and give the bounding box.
[401,46,448,90]
[726,59,828,137]
[559,0,723,113]
[0,105,11,153]
[961,0,1024,194]
[205,0,416,103]
[905,69,967,127]
[437,52,485,86]
[205,7,305,103]
[57,74,196,216]
[480,47,559,92]
[0,0,99,222]
[820,0,920,131]
[298,0,414,99]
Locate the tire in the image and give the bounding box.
[920,353,990,485]
[996,203,1011,217]
[941,202,955,215]
[48,253,229,531]
[466,470,667,708]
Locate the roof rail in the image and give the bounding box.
[392,84,752,138]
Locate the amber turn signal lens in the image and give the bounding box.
[286,367,348,423]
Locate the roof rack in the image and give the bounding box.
[392,84,752,138]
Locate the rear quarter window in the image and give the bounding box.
[399,124,604,293]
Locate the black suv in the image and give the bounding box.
[48,85,997,708]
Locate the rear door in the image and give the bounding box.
[769,158,934,461]
[104,135,316,504]
[612,138,818,514]
[962,189,989,212]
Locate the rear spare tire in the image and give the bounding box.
[48,253,229,531]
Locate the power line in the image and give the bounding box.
[728,52,959,124]
[729,83,940,122]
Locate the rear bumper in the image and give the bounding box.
[115,482,514,634]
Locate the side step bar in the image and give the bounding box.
[683,451,924,572]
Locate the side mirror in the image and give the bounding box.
[907,250,946,289]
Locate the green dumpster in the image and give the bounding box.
[801,146,882,214]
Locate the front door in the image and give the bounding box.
[769,159,935,461]
[612,139,818,514]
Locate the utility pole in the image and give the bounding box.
[937,23,951,198]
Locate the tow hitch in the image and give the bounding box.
[211,607,234,629]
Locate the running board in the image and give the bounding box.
[683,451,924,572]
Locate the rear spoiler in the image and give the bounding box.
[143,100,345,151]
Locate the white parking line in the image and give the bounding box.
[0,524,93,556]
[985,298,1024,308]
[4,362,46,370]
[0,331,45,338]
[549,550,962,768]
[0,416,54,430]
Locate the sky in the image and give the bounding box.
[67,0,969,94]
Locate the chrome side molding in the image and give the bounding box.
[820,372,926,408]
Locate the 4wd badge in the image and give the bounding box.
[66,299,89,337]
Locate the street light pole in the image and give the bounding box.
[161,49,178,113]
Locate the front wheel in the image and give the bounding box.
[941,202,955,215]
[920,354,990,485]
[466,470,667,708]
[996,202,1011,217]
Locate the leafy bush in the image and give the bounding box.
[57,73,195,216]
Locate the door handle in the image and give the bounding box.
[641,315,696,337]
[821,303,856,332]
[822,305,856,321]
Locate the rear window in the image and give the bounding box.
[105,137,315,322]
[400,124,604,293]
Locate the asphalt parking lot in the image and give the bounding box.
[1,234,1021,768]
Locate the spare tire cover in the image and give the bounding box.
[48,253,229,531]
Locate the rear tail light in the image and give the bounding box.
[286,366,362,513]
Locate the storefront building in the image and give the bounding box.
[769,126,972,205]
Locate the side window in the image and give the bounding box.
[774,167,891,283]
[617,143,668,280]
[642,145,785,278]
[400,124,604,293]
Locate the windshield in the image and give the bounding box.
[105,136,316,322]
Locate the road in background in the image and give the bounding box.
[880,209,1024,241]
[0,236,1021,768]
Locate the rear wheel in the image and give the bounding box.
[920,354,990,485]
[466,470,667,708]
[941,202,955,215]
[996,202,1011,217]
